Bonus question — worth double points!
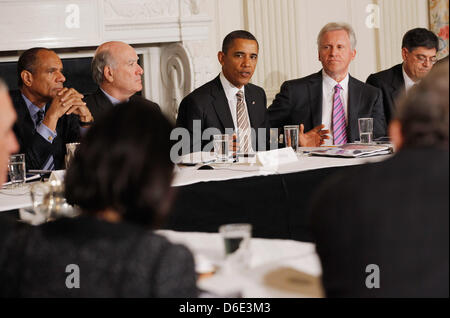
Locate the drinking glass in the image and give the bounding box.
[358,118,374,144]
[8,154,26,187]
[284,125,299,152]
[213,134,230,162]
[219,223,252,273]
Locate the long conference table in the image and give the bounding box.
[0,152,391,242]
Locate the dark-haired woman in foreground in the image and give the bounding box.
[0,101,198,297]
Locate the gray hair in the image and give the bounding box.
[91,49,116,86]
[0,78,8,92]
[317,22,357,50]
[394,61,449,149]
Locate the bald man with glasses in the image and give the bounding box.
[366,28,439,124]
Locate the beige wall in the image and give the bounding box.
[200,0,429,104]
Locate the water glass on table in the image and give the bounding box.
[213,134,231,162]
[8,154,26,187]
[358,118,374,144]
[219,223,252,274]
[65,142,80,169]
[284,125,299,152]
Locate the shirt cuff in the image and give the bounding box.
[36,123,57,143]
[80,126,89,136]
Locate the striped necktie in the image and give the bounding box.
[332,84,348,145]
[35,110,44,127]
[236,90,251,153]
[36,109,54,170]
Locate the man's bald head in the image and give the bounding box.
[91,41,144,101]
[92,41,122,85]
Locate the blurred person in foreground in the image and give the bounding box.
[311,61,449,297]
[0,100,198,297]
[0,79,20,185]
[0,78,20,240]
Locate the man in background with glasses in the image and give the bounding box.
[366,28,439,124]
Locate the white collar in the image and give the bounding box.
[220,72,245,101]
[402,64,418,91]
[322,70,349,91]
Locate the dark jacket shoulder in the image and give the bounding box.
[366,63,403,84]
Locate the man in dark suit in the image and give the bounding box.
[11,48,93,170]
[176,30,270,154]
[176,31,327,154]
[84,41,160,122]
[311,62,449,297]
[366,28,439,124]
[269,22,386,145]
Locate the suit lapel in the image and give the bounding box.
[97,88,114,112]
[14,91,38,133]
[347,76,361,140]
[211,76,235,130]
[308,71,323,127]
[390,64,405,101]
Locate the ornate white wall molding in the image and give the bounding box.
[0,0,213,119]
[160,43,194,120]
[103,0,211,43]
[104,0,178,20]
[183,41,217,89]
[0,0,104,51]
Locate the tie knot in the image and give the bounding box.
[334,84,342,92]
[236,90,244,101]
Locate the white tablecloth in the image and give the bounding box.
[173,153,391,187]
[157,230,323,298]
[0,184,33,212]
[0,153,391,212]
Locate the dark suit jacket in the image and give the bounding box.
[268,71,387,142]
[311,148,449,297]
[0,216,198,297]
[10,90,81,170]
[84,88,161,123]
[366,63,404,124]
[176,75,270,153]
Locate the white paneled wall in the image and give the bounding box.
[377,0,429,70]
[246,0,301,100]
[201,0,429,104]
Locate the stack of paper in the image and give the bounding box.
[309,144,393,158]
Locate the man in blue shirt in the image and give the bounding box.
[11,47,94,170]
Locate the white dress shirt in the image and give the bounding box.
[321,70,349,146]
[402,64,417,92]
